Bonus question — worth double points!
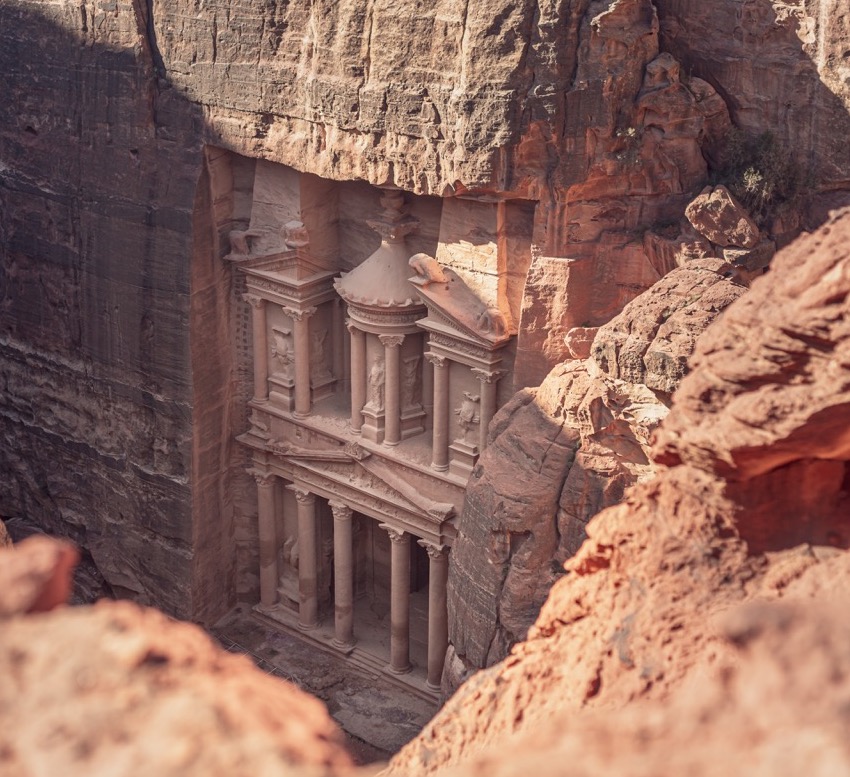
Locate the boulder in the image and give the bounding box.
[686,185,761,248]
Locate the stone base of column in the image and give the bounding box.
[425,680,441,693]
[386,662,412,676]
[331,638,357,654]
[449,438,479,480]
[361,405,386,444]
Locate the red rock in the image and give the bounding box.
[685,185,761,248]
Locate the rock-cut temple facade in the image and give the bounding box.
[226,155,527,697]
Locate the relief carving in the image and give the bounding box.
[365,357,386,411]
[455,391,481,443]
[310,328,333,384]
[271,327,294,379]
[401,355,422,408]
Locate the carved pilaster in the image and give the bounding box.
[244,295,269,402]
[380,336,404,446]
[471,369,504,451]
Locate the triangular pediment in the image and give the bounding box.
[411,268,514,348]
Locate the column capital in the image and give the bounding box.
[379,334,405,349]
[289,485,316,505]
[250,470,275,487]
[345,318,359,335]
[328,500,353,522]
[379,523,408,544]
[283,305,317,322]
[243,293,265,309]
[417,539,449,560]
[425,352,447,368]
[471,367,504,384]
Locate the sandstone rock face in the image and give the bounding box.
[387,208,850,776]
[657,0,850,189]
[435,593,850,777]
[654,207,850,552]
[1,0,848,631]
[444,260,745,692]
[685,185,761,248]
[0,583,353,777]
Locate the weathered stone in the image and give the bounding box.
[592,258,746,392]
[388,207,850,777]
[445,260,744,692]
[685,185,761,248]
[0,535,79,617]
[0,600,354,776]
[563,327,599,360]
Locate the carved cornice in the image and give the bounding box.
[379,334,405,348]
[429,332,491,361]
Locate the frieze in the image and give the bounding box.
[429,332,492,361]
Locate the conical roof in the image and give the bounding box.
[335,237,421,308]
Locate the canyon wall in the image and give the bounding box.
[1,0,848,625]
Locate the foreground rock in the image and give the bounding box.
[444,259,745,691]
[436,592,850,777]
[388,209,850,774]
[0,540,354,777]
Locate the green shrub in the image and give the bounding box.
[718,129,803,224]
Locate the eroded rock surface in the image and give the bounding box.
[444,260,745,691]
[0,537,354,777]
[389,209,850,775]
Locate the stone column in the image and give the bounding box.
[244,294,269,402]
[472,368,503,452]
[253,472,278,607]
[381,524,411,674]
[380,335,404,446]
[329,500,355,649]
[287,306,316,418]
[419,541,449,691]
[348,322,366,433]
[292,487,318,630]
[427,354,449,470]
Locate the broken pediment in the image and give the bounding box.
[410,263,515,349]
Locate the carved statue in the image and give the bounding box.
[366,357,385,411]
[271,327,294,379]
[455,391,481,442]
[475,307,509,337]
[409,253,448,285]
[310,328,333,383]
[283,219,309,249]
[229,229,252,256]
[401,356,421,408]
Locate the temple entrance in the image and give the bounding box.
[332,515,430,674]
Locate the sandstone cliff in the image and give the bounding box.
[444,257,746,690]
[2,209,849,776]
[1,0,849,638]
[387,208,850,774]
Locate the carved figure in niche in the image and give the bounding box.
[454,391,481,442]
[409,253,448,285]
[401,356,421,409]
[310,329,333,384]
[271,327,294,379]
[283,220,309,249]
[279,535,300,602]
[475,307,509,337]
[229,230,252,256]
[366,357,385,411]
